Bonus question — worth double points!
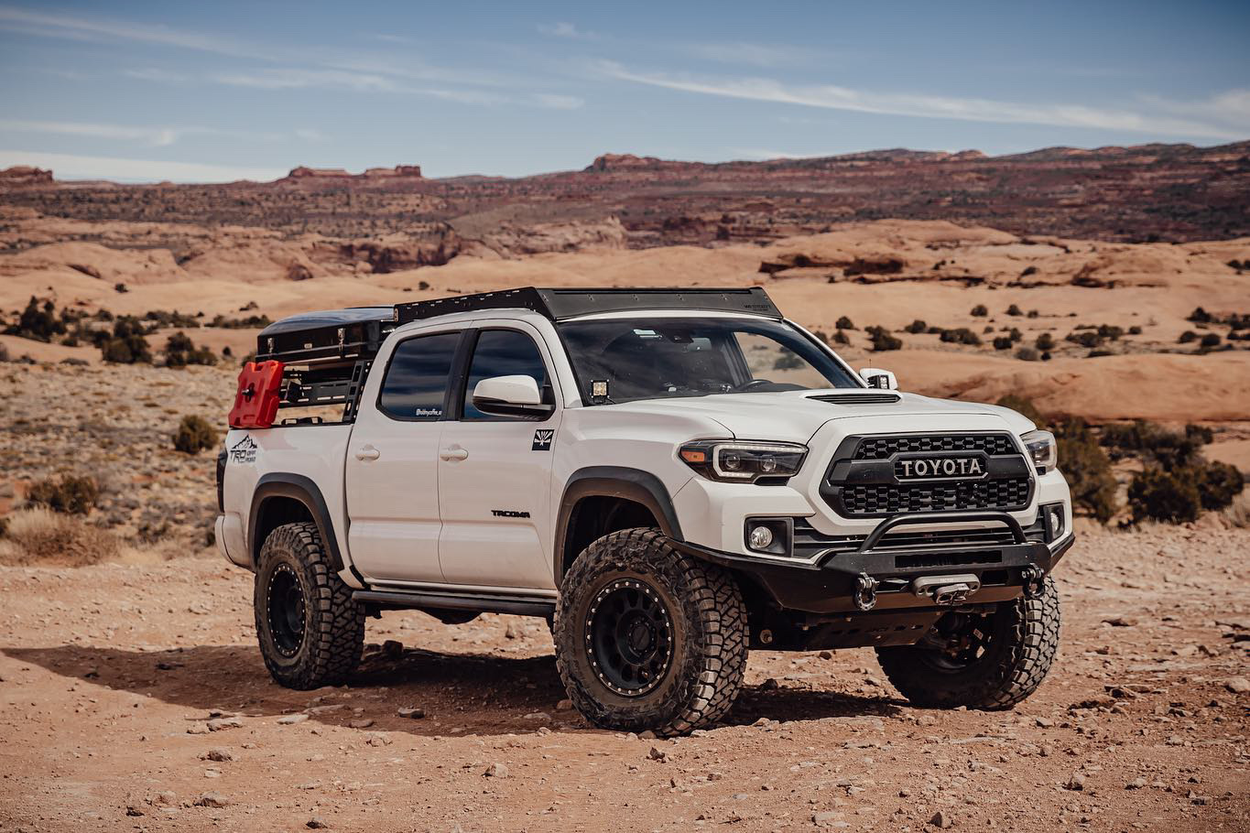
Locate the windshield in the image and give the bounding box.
[557,317,861,404]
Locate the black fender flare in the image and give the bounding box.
[553,466,684,582]
[248,473,347,574]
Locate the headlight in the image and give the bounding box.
[1021,429,1057,474]
[678,440,808,483]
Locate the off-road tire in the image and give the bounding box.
[554,528,748,737]
[875,576,1061,709]
[254,522,365,690]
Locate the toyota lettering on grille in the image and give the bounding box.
[897,455,985,480]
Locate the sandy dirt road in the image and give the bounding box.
[1,525,1248,833]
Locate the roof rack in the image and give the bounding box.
[393,286,781,324]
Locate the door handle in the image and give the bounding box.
[439,445,469,462]
[355,445,380,461]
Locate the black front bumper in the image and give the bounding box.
[678,510,1074,616]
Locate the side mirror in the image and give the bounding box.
[471,375,553,419]
[858,367,898,390]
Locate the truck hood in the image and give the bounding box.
[608,389,1035,444]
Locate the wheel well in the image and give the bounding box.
[252,496,314,563]
[561,496,659,577]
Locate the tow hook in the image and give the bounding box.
[853,573,879,611]
[1021,566,1046,599]
[912,574,981,606]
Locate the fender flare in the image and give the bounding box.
[553,466,684,582]
[248,473,347,574]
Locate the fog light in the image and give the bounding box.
[1049,506,1065,538]
[748,525,774,550]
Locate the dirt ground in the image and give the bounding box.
[1,524,1246,833]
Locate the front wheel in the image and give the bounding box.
[875,576,1061,709]
[553,529,748,737]
[254,522,364,690]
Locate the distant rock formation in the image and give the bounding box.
[0,166,54,187]
[286,164,423,181]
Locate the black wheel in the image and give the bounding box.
[875,575,1061,709]
[554,528,748,737]
[254,522,364,690]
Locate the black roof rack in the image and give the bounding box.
[257,286,781,365]
[393,286,781,324]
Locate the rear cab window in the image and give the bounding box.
[378,331,461,420]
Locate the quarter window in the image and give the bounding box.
[462,330,550,420]
[378,332,461,420]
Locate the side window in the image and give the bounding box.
[462,330,550,420]
[378,332,461,420]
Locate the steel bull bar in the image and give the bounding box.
[681,511,1073,616]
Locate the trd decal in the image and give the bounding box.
[228,435,258,464]
[532,429,554,451]
[491,509,531,518]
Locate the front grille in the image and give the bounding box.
[841,478,1031,514]
[855,433,1016,459]
[824,432,1033,518]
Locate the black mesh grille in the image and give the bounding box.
[827,432,1032,517]
[854,433,1016,459]
[840,478,1031,515]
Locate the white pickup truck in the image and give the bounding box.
[216,287,1073,736]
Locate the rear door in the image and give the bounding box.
[344,328,464,584]
[436,324,562,590]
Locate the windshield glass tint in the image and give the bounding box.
[558,318,859,404]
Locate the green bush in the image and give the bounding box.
[940,327,981,346]
[1054,418,1119,524]
[26,475,100,515]
[1128,468,1202,524]
[100,316,153,364]
[1178,330,1198,344]
[970,304,988,317]
[867,326,902,351]
[1006,304,1023,316]
[1035,332,1056,351]
[173,415,219,455]
[1193,460,1245,511]
[1199,332,1221,349]
[992,336,1013,350]
[904,319,927,334]
[995,394,1045,425]
[164,331,217,368]
[835,315,856,330]
[1100,420,1209,467]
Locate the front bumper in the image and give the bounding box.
[677,510,1074,615]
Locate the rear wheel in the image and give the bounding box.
[554,528,748,737]
[875,576,1060,709]
[254,522,364,690]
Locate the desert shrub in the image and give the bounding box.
[1098,324,1124,341]
[995,394,1045,425]
[173,415,219,454]
[832,330,850,345]
[145,310,200,328]
[418,280,431,291]
[1128,325,1142,335]
[1020,266,1038,277]
[835,315,856,330]
[5,296,67,342]
[1034,332,1055,351]
[114,282,128,293]
[1178,330,1197,344]
[26,475,100,515]
[1128,468,1202,524]
[1199,332,1221,349]
[983,325,995,334]
[210,314,272,329]
[164,331,217,368]
[1066,330,1103,348]
[940,327,981,346]
[0,342,8,363]
[1054,418,1119,523]
[867,326,902,351]
[100,316,153,364]
[0,508,120,567]
[992,336,1013,350]
[970,304,988,317]
[1193,461,1245,511]
[904,319,927,334]
[1187,307,1211,323]
[1006,304,1023,316]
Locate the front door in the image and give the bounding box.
[344,329,463,584]
[437,325,561,590]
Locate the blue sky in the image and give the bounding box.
[1,1,1247,182]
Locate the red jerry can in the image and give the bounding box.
[229,360,284,429]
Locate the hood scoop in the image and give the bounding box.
[807,392,901,405]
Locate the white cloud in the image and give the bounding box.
[213,68,403,93]
[0,119,180,146]
[732,148,811,160]
[599,61,1248,140]
[538,22,594,40]
[0,149,285,183]
[0,5,254,57]
[533,93,584,110]
[123,67,187,83]
[686,42,821,69]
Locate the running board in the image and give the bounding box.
[353,588,555,618]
